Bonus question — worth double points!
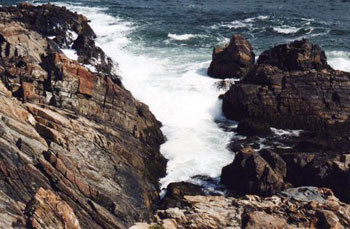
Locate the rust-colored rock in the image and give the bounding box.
[0,3,166,229]
[26,188,81,229]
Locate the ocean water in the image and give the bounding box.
[2,0,350,189]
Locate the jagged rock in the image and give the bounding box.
[0,3,115,77]
[26,188,81,229]
[208,34,255,79]
[132,187,350,229]
[236,118,272,137]
[221,147,286,196]
[257,39,330,71]
[280,152,350,203]
[159,182,205,209]
[223,63,350,134]
[0,3,166,229]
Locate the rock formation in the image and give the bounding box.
[208,34,255,79]
[131,186,350,229]
[257,39,330,72]
[221,147,287,196]
[0,3,166,228]
[222,39,350,134]
[221,146,350,202]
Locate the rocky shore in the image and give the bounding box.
[0,3,166,228]
[2,2,350,229]
[132,35,350,228]
[133,185,350,228]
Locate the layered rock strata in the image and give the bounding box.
[0,3,166,228]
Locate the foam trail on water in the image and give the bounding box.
[58,3,234,189]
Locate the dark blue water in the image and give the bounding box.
[3,0,350,53]
[2,0,350,187]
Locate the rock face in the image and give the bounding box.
[236,118,272,137]
[208,34,255,79]
[159,182,205,210]
[26,188,81,229]
[258,39,330,72]
[132,187,350,229]
[223,40,350,134]
[0,3,166,229]
[221,145,350,203]
[221,147,287,196]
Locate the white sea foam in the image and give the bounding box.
[273,26,300,34]
[168,33,198,41]
[56,3,234,189]
[327,51,350,72]
[61,49,78,61]
[271,128,302,137]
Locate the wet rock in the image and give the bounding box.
[237,118,272,137]
[208,34,255,79]
[257,39,330,71]
[221,147,286,196]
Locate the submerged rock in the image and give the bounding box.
[208,34,255,79]
[0,3,166,228]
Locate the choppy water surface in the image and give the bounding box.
[2,0,350,188]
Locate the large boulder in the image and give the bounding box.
[208,34,255,79]
[257,39,330,71]
[221,147,286,196]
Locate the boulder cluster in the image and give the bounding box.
[0,3,166,229]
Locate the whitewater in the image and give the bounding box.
[33,1,350,190]
[53,3,234,189]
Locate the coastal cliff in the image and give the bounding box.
[0,3,166,228]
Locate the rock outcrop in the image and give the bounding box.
[221,147,287,196]
[132,186,350,229]
[222,39,350,134]
[208,34,255,79]
[26,188,81,229]
[0,3,166,228]
[221,145,350,203]
[257,39,330,72]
